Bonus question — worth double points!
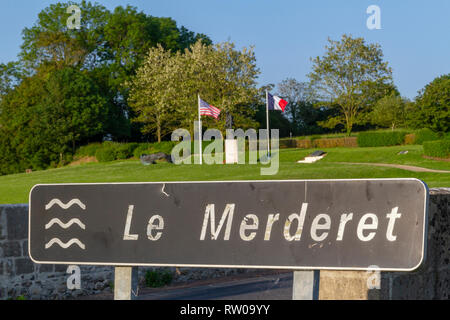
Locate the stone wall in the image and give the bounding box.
[0,204,255,300]
[1,189,449,300]
[0,204,113,299]
[319,188,449,300]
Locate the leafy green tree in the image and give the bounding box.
[308,34,393,135]
[0,1,214,174]
[18,1,212,141]
[40,67,108,152]
[127,45,182,142]
[407,74,450,132]
[0,62,23,98]
[0,67,108,173]
[177,41,260,133]
[370,93,407,130]
[128,40,260,141]
[20,1,109,70]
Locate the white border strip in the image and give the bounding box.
[28,178,429,272]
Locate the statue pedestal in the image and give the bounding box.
[225,139,238,164]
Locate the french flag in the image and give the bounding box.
[267,93,288,112]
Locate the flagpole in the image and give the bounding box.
[265,90,270,157]
[198,94,202,165]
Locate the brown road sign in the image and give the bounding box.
[29,179,428,271]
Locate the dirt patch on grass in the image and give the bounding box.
[69,156,98,166]
[334,162,450,173]
[422,155,450,162]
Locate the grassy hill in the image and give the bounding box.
[0,145,448,204]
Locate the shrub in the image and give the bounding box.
[133,141,178,158]
[95,147,116,162]
[357,131,406,147]
[133,144,151,158]
[78,142,141,162]
[148,141,177,154]
[413,128,440,145]
[144,269,173,288]
[114,143,139,160]
[75,143,102,157]
[423,140,450,158]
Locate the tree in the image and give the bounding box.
[18,1,212,141]
[178,41,260,133]
[407,74,450,132]
[101,5,212,140]
[128,40,260,141]
[308,34,393,135]
[40,67,109,152]
[0,62,23,98]
[277,78,333,135]
[20,1,109,70]
[0,67,108,173]
[127,45,181,142]
[370,93,407,130]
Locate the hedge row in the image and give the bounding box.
[423,140,450,158]
[279,137,357,149]
[313,137,358,148]
[75,141,177,163]
[280,129,445,149]
[404,128,441,145]
[357,131,407,147]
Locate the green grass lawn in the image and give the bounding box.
[0,145,448,204]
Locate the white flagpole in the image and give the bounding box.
[198,94,202,165]
[266,90,270,157]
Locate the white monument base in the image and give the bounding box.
[225,139,238,164]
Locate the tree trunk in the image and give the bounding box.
[344,112,352,136]
[156,114,161,143]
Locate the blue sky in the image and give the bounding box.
[1,0,449,99]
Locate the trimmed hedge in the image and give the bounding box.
[295,139,312,149]
[357,131,406,147]
[280,137,357,149]
[313,137,357,148]
[413,128,441,145]
[279,139,298,149]
[423,140,450,158]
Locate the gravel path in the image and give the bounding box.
[334,162,450,173]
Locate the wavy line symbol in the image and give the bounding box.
[45,238,85,250]
[45,198,86,210]
[45,218,86,230]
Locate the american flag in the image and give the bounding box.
[199,97,221,119]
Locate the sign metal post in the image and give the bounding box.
[293,270,320,300]
[114,266,139,300]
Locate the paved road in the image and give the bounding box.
[137,272,294,300]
